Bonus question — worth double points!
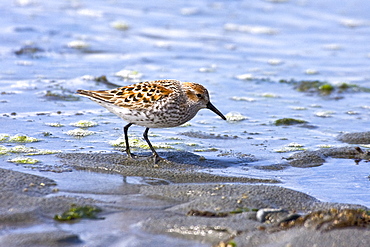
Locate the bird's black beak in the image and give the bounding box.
[206,102,227,120]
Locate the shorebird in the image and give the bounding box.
[77,79,226,163]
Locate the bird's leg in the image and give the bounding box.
[123,123,136,159]
[143,127,162,164]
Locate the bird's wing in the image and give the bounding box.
[76,81,175,109]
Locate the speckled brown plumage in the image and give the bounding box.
[77,79,226,163]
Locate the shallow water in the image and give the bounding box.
[1,0,370,244]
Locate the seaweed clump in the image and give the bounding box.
[0,134,39,143]
[279,79,370,96]
[279,208,370,231]
[54,205,103,221]
[274,118,307,126]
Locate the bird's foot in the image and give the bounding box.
[125,150,139,159]
[152,154,163,164]
[126,149,163,164]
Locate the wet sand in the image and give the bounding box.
[1,151,369,247]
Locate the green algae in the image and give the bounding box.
[0,146,8,155]
[295,80,331,93]
[70,120,98,128]
[42,132,52,137]
[260,93,280,98]
[9,135,39,143]
[0,134,9,142]
[110,20,130,30]
[8,157,39,164]
[110,138,174,150]
[319,84,334,92]
[66,128,96,137]
[279,208,370,231]
[317,144,334,148]
[279,79,370,95]
[186,143,199,147]
[0,145,60,155]
[45,122,65,127]
[44,90,79,101]
[26,149,61,155]
[0,134,39,143]
[54,205,102,221]
[166,137,183,140]
[274,147,306,153]
[219,241,237,247]
[109,138,128,147]
[274,118,307,126]
[274,143,306,153]
[12,145,59,155]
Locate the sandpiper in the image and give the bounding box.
[77,79,226,163]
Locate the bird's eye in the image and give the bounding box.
[196,93,202,98]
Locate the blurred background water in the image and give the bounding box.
[1,0,370,211]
